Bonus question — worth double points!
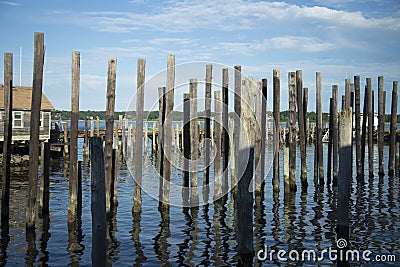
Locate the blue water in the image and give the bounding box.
[0,139,399,266]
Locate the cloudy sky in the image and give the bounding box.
[0,0,399,112]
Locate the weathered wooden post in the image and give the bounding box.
[83,118,89,156]
[303,87,308,143]
[63,121,69,156]
[288,72,297,192]
[190,78,199,206]
[160,55,175,208]
[378,76,385,175]
[388,81,398,175]
[26,32,45,232]
[222,68,229,194]
[112,149,119,206]
[272,70,280,193]
[90,116,94,137]
[204,65,212,187]
[133,58,145,214]
[283,146,290,194]
[77,160,82,212]
[354,76,362,179]
[144,122,148,152]
[316,72,324,185]
[237,78,256,264]
[90,137,106,266]
[332,85,339,185]
[254,81,263,192]
[68,51,80,223]
[182,93,190,204]
[366,78,374,177]
[158,86,165,200]
[259,79,267,190]
[214,91,222,200]
[296,70,307,189]
[1,52,13,224]
[152,122,157,154]
[233,66,241,194]
[337,108,352,266]
[96,116,100,137]
[104,58,116,217]
[327,98,333,184]
[118,115,123,150]
[345,78,351,110]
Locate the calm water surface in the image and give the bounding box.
[0,140,399,266]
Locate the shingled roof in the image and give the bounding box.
[0,85,55,111]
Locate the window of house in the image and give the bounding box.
[40,111,44,128]
[13,111,23,128]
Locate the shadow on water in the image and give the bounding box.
[38,214,51,266]
[254,183,266,267]
[0,222,10,267]
[199,203,212,266]
[131,211,146,266]
[106,207,120,266]
[176,207,192,266]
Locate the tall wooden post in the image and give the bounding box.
[272,70,280,193]
[96,116,100,137]
[332,85,339,184]
[90,116,94,137]
[119,115,123,151]
[161,55,175,208]
[316,72,324,185]
[366,78,374,177]
[90,137,106,266]
[296,70,307,189]
[214,91,222,200]
[104,58,116,217]
[378,76,385,175]
[204,64,212,187]
[152,122,157,154]
[354,76,362,178]
[133,58,145,214]
[388,81,398,175]
[158,86,165,201]
[303,87,308,143]
[345,78,351,110]
[222,68,229,194]
[190,79,199,206]
[26,32,45,231]
[361,84,368,179]
[259,79,267,190]
[327,98,333,184]
[337,108,352,265]
[233,66,241,193]
[112,149,119,205]
[288,72,297,192]
[182,93,190,203]
[68,51,80,223]
[1,52,13,224]
[237,78,256,264]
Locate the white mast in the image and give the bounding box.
[19,46,22,86]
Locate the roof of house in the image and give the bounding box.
[0,85,55,111]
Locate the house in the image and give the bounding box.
[0,86,55,143]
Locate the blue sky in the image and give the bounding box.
[0,0,399,112]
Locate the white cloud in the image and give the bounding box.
[0,1,19,6]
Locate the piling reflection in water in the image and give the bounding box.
[0,144,399,265]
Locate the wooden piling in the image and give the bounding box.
[119,115,123,150]
[378,76,385,175]
[366,78,374,177]
[296,70,307,189]
[63,121,69,156]
[96,116,100,137]
[237,78,256,264]
[26,32,45,231]
[288,72,297,192]
[283,146,290,194]
[214,91,222,200]
[1,52,12,224]
[133,58,145,214]
[233,65,241,193]
[222,68,229,194]
[77,160,82,212]
[89,137,107,266]
[68,51,80,223]
[190,78,199,206]
[337,108,352,263]
[183,93,190,202]
[84,118,89,156]
[259,79,267,190]
[161,54,175,208]
[90,116,94,137]
[204,64,212,187]
[144,122,148,152]
[303,87,308,143]
[332,85,339,184]
[158,86,166,200]
[388,81,398,175]
[361,84,368,178]
[112,149,119,206]
[354,76,362,178]
[254,81,263,191]
[327,98,333,184]
[316,72,324,185]
[272,70,280,193]
[345,78,351,110]
[105,58,117,217]
[152,122,157,154]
